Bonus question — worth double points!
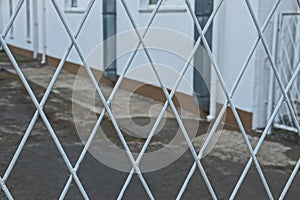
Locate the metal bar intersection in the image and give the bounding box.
[0,0,300,199]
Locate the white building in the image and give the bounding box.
[0,0,299,131]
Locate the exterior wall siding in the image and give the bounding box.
[1,0,299,130]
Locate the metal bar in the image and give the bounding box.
[118,0,225,198]
[36,0,97,199]
[290,16,299,70]
[0,0,298,199]
[285,17,296,44]
[0,1,97,197]
[230,61,300,199]
[2,0,95,188]
[0,35,90,199]
[40,110,90,199]
[277,34,294,124]
[182,0,281,192]
[0,0,25,44]
[40,0,95,109]
[0,2,31,199]
[0,37,39,108]
[59,108,105,200]
[0,176,13,200]
[178,0,283,194]
[274,123,298,133]
[1,0,26,181]
[267,14,279,133]
[185,0,274,199]
[245,0,300,135]
[279,158,300,199]
[3,111,39,181]
[50,1,155,199]
[275,13,285,124]
[60,1,166,199]
[280,37,300,107]
[120,0,218,199]
[41,0,98,198]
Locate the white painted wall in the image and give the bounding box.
[116,0,195,95]
[3,0,103,69]
[211,0,299,129]
[45,0,103,67]
[212,0,259,113]
[252,0,299,129]
[1,0,299,129]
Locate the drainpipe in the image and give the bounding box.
[103,0,117,81]
[207,67,217,121]
[26,0,31,43]
[41,0,47,64]
[9,0,14,39]
[207,0,220,121]
[32,0,38,59]
[194,0,213,113]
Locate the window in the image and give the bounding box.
[71,0,78,8]
[65,0,86,13]
[140,0,186,12]
[149,0,159,5]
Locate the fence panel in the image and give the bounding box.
[0,0,300,199]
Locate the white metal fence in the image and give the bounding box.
[271,13,300,132]
[0,0,300,199]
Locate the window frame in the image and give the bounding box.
[139,0,186,13]
[65,0,85,13]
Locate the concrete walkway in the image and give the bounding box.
[6,65,198,120]
[2,62,295,167]
[5,64,297,167]
[1,63,300,199]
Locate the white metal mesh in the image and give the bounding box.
[273,13,300,131]
[0,0,300,199]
